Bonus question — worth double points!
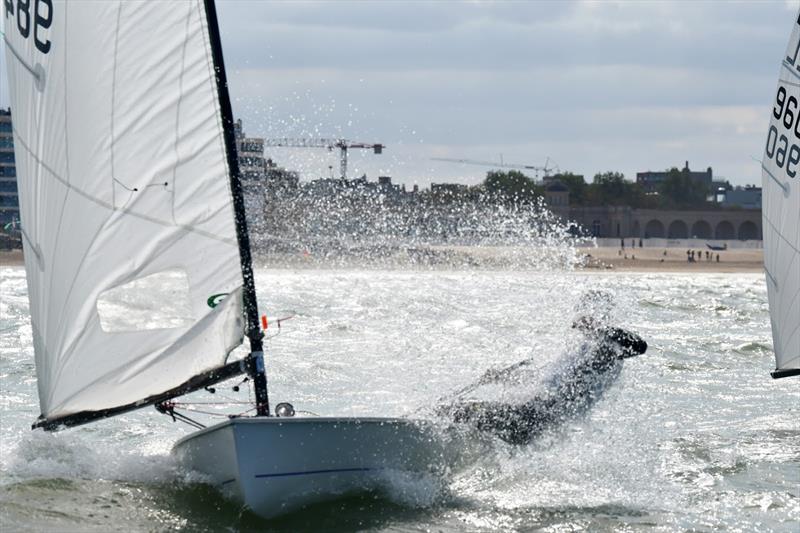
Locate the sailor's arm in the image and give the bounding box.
[603,327,647,357]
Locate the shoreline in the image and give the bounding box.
[0,246,763,273]
[578,246,762,273]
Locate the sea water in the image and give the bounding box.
[1,266,798,531]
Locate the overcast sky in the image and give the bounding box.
[1,1,797,187]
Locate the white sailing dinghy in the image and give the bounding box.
[762,9,800,380]
[4,0,445,519]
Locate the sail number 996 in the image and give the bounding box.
[3,0,52,54]
[767,86,800,178]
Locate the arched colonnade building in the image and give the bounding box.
[558,206,762,240]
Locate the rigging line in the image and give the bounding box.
[168,405,236,417]
[174,412,205,429]
[201,390,243,404]
[112,177,137,192]
[172,401,252,405]
[156,403,206,429]
[11,131,238,246]
[234,405,259,417]
[112,177,169,192]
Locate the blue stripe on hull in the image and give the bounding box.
[254,467,375,479]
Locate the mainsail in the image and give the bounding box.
[4,0,265,425]
[762,10,800,379]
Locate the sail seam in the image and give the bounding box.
[171,4,194,225]
[48,3,75,364]
[779,253,800,347]
[784,323,799,354]
[762,208,800,256]
[10,131,237,246]
[110,2,122,208]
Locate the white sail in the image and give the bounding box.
[762,10,800,377]
[4,0,247,420]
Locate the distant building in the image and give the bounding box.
[265,161,299,192]
[544,179,569,207]
[636,161,713,193]
[720,185,762,209]
[234,119,268,180]
[562,205,761,240]
[431,183,468,195]
[0,108,19,228]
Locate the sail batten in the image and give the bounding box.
[762,10,800,379]
[5,0,252,421]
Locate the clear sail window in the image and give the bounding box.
[96,269,195,332]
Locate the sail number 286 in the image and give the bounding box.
[767,86,800,178]
[3,0,52,54]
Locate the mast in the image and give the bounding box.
[203,0,270,414]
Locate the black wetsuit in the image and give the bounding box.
[442,326,647,445]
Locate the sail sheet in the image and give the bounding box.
[762,10,800,377]
[4,0,247,420]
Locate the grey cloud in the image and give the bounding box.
[0,0,792,187]
[217,1,787,76]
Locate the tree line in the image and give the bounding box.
[454,167,717,210]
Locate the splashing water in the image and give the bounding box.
[244,184,591,270]
[2,264,798,531]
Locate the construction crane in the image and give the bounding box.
[264,138,384,180]
[431,156,558,179]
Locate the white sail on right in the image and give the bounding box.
[762,10,800,377]
[4,1,247,422]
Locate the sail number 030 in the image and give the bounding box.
[3,0,52,54]
[767,86,800,178]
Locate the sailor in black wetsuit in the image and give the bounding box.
[439,291,647,445]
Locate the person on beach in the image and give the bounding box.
[439,291,647,445]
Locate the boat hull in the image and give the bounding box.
[173,416,448,519]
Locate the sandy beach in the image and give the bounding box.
[581,246,762,273]
[0,246,763,273]
[0,249,23,267]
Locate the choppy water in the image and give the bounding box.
[1,266,798,532]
